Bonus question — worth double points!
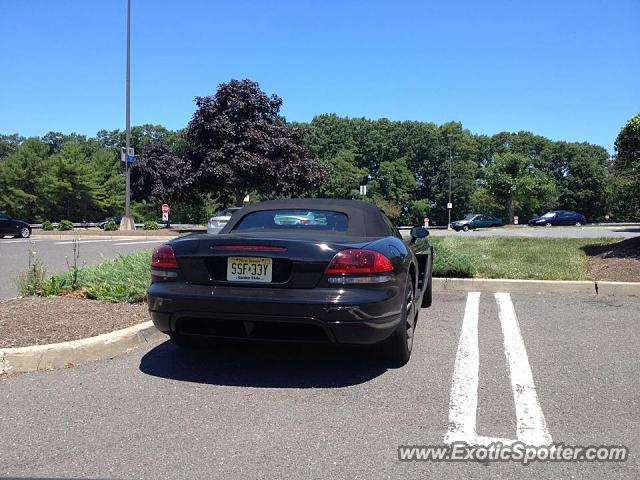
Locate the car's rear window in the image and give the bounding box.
[233,209,349,232]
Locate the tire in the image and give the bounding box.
[19,227,31,238]
[545,222,552,228]
[379,276,416,366]
[575,222,582,227]
[462,225,470,232]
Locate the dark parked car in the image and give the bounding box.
[528,210,586,227]
[148,199,434,365]
[451,213,503,231]
[97,215,122,229]
[0,213,31,238]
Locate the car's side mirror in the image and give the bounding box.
[410,226,429,242]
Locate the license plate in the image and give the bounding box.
[227,256,273,283]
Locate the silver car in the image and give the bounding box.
[207,207,242,234]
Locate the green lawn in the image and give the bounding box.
[27,236,616,303]
[431,236,615,280]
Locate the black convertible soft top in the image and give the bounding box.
[220,198,392,238]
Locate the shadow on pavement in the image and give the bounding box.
[139,339,388,388]
[582,237,640,259]
[611,227,640,233]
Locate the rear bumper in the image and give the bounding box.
[147,281,403,345]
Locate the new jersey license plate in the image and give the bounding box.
[226,256,273,283]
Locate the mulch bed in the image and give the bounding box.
[0,297,148,348]
[585,237,640,283]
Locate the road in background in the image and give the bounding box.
[0,236,174,299]
[429,225,640,238]
[0,291,638,479]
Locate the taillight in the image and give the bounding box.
[151,244,178,269]
[325,249,393,275]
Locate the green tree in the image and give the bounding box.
[319,149,368,199]
[610,114,640,220]
[483,152,557,222]
[0,138,51,220]
[42,143,103,220]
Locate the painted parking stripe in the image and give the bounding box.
[444,291,480,445]
[113,240,167,245]
[444,292,552,447]
[495,292,552,446]
[54,239,136,245]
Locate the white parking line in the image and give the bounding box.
[444,292,552,447]
[113,240,167,245]
[54,239,136,245]
[444,291,480,445]
[495,292,552,446]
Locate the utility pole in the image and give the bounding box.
[447,134,453,230]
[120,0,135,230]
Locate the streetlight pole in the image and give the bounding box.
[447,135,453,230]
[120,0,135,230]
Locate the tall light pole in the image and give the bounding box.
[447,134,453,229]
[120,0,135,230]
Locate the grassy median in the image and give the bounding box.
[431,236,616,280]
[25,237,618,302]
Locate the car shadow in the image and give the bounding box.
[609,227,640,233]
[139,339,389,388]
[582,237,640,259]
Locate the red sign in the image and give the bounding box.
[162,204,170,214]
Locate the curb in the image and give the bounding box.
[433,277,640,296]
[0,322,167,376]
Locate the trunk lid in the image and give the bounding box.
[171,233,372,288]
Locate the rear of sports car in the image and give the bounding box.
[147,233,407,347]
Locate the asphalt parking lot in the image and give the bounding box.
[1,290,638,479]
[0,236,171,299]
[430,225,640,238]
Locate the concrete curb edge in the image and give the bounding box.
[0,321,167,376]
[433,277,640,296]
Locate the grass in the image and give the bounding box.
[28,236,618,303]
[431,236,616,280]
[40,251,152,302]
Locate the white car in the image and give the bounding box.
[207,207,242,234]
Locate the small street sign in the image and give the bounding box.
[447,202,453,209]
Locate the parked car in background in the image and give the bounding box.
[207,207,243,234]
[97,215,122,229]
[450,213,503,232]
[0,213,31,238]
[528,210,586,227]
[149,198,434,365]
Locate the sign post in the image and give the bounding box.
[447,202,453,229]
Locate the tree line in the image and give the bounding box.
[1,79,638,225]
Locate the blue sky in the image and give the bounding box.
[1,0,638,152]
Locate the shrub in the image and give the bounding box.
[42,220,54,231]
[143,220,159,230]
[15,257,48,296]
[58,219,74,231]
[104,219,118,231]
[41,250,152,302]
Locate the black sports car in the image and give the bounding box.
[0,213,31,238]
[148,199,434,365]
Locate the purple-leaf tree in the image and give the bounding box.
[131,142,192,204]
[185,79,326,205]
